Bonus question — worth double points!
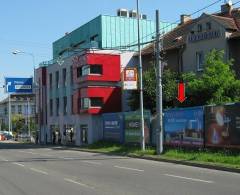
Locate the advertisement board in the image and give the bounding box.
[102,113,124,143]
[122,68,138,90]
[5,77,33,93]
[164,107,204,146]
[205,104,240,148]
[124,111,150,144]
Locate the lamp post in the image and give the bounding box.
[12,50,35,138]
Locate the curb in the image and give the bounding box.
[60,146,240,174]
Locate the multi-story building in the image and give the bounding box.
[142,2,240,76]
[0,94,36,132]
[36,10,175,145]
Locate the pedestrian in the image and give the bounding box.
[70,130,73,143]
[52,131,56,144]
[58,133,61,145]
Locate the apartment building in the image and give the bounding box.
[141,2,240,76]
[36,10,175,145]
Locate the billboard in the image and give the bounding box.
[5,77,33,93]
[122,68,138,90]
[102,113,124,143]
[205,104,240,148]
[124,111,150,144]
[164,107,204,146]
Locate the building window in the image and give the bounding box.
[50,99,53,116]
[63,96,67,115]
[70,66,73,84]
[31,105,35,115]
[11,105,15,114]
[78,64,103,77]
[55,71,59,89]
[62,68,67,87]
[77,67,82,78]
[71,95,74,114]
[81,97,103,109]
[197,24,202,32]
[196,51,204,71]
[206,22,212,31]
[18,105,22,114]
[49,73,52,89]
[56,98,59,116]
[81,98,90,109]
[90,34,98,41]
[90,97,103,107]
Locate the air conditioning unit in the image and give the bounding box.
[117,9,129,17]
[129,10,137,18]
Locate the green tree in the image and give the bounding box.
[183,49,240,106]
[128,67,178,113]
[12,114,25,134]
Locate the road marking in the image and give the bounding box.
[83,161,102,165]
[30,168,48,175]
[63,157,75,160]
[114,165,144,172]
[0,158,9,162]
[12,162,25,167]
[64,178,94,189]
[164,174,214,184]
[19,151,38,155]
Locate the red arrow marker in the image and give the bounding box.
[177,82,186,103]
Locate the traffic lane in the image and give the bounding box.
[3,149,238,195]
[2,147,240,191]
[0,160,98,195]
[2,147,240,195]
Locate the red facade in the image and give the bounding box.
[72,52,122,115]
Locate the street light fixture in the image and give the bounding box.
[12,50,36,139]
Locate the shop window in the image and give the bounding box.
[90,97,103,107]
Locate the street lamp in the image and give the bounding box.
[12,50,36,139]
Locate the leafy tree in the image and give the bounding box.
[128,67,177,113]
[12,114,25,134]
[128,49,240,111]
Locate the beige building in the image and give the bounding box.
[142,3,240,76]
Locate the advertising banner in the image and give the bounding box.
[124,111,150,144]
[164,107,204,146]
[205,104,240,148]
[5,77,33,93]
[102,113,124,143]
[122,68,138,90]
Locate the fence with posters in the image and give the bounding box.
[102,113,124,143]
[124,110,151,144]
[164,107,204,147]
[205,103,240,149]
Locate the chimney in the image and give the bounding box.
[180,14,191,25]
[221,1,233,15]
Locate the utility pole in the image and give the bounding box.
[155,10,163,154]
[8,94,11,133]
[137,0,145,151]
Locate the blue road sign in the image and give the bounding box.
[5,77,33,93]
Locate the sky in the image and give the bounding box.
[0,0,234,100]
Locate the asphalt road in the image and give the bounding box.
[0,142,239,195]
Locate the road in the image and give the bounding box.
[0,142,239,195]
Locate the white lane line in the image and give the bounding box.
[30,168,48,175]
[0,158,9,162]
[164,174,214,184]
[12,162,25,167]
[19,151,38,155]
[114,165,144,172]
[64,178,94,189]
[63,157,75,160]
[83,161,102,165]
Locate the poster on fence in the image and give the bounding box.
[205,104,240,148]
[124,111,150,144]
[102,113,124,143]
[164,107,204,146]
